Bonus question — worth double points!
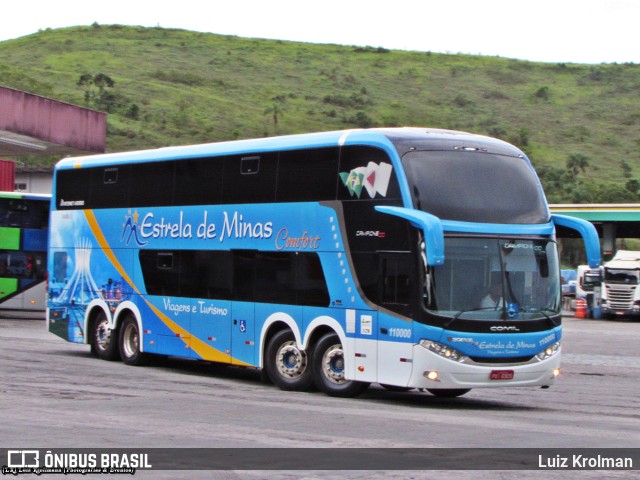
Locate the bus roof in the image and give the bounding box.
[55,127,522,170]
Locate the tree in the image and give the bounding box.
[77,73,116,111]
[264,95,288,133]
[566,153,590,177]
[534,86,550,100]
[125,103,140,120]
[626,178,639,195]
[93,73,115,92]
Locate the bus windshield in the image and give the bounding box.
[425,237,561,321]
[402,150,549,224]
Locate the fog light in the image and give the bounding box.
[553,368,561,377]
[424,370,439,381]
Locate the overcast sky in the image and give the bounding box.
[2,0,639,64]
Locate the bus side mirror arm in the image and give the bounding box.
[374,206,445,266]
[551,214,601,268]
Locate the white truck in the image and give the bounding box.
[601,250,640,319]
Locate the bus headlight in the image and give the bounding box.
[536,342,560,361]
[420,340,467,362]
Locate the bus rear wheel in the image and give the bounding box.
[119,315,147,366]
[90,311,120,361]
[311,332,369,397]
[264,329,313,391]
[426,388,471,398]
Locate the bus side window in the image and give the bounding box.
[25,200,49,229]
[277,148,339,202]
[223,154,278,204]
[379,253,413,316]
[56,168,91,209]
[139,249,329,306]
[233,251,256,301]
[91,166,130,209]
[130,162,175,207]
[174,157,224,206]
[0,199,47,228]
[293,254,330,307]
[253,252,297,305]
[139,251,180,296]
[0,250,45,279]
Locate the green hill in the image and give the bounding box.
[1,24,639,202]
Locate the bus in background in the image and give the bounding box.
[47,128,600,398]
[0,192,49,316]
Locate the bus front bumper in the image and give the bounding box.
[407,345,562,390]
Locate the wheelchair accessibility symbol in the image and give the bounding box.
[239,320,246,333]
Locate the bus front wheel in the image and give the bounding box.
[264,329,313,391]
[311,332,369,397]
[119,315,147,366]
[90,311,120,361]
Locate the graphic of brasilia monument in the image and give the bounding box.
[54,237,102,306]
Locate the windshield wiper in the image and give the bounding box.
[444,306,504,329]
[528,308,560,328]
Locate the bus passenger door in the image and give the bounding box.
[377,313,414,387]
[231,301,255,366]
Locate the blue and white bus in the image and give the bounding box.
[47,128,600,397]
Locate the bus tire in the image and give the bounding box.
[311,332,369,397]
[426,388,471,398]
[264,329,313,391]
[90,311,120,361]
[119,315,147,366]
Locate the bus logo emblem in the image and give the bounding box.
[121,209,148,246]
[339,162,392,199]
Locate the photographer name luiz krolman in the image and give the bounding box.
[538,453,634,469]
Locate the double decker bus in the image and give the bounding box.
[47,128,600,397]
[0,192,49,315]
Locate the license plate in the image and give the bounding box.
[490,370,514,381]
